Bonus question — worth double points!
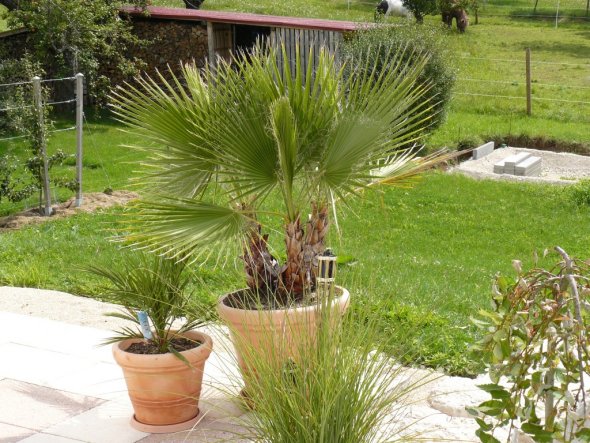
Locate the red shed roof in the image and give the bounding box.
[120,6,365,32]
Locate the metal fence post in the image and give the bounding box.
[525,48,532,116]
[75,73,84,207]
[32,76,53,216]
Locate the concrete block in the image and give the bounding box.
[503,152,531,175]
[472,141,494,160]
[493,160,505,174]
[515,156,542,176]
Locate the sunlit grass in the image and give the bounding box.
[2,171,588,375]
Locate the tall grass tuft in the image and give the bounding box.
[233,286,436,443]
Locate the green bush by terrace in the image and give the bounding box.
[341,23,456,136]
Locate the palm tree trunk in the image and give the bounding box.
[303,203,329,285]
[243,224,279,294]
[282,216,306,297]
[282,204,330,299]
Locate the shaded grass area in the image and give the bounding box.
[2,172,588,375]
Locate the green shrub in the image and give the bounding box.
[341,23,456,135]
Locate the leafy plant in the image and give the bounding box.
[401,0,438,23]
[3,0,149,105]
[341,23,456,135]
[86,252,207,354]
[111,43,458,306]
[470,247,590,442]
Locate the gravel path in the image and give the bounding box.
[453,147,590,185]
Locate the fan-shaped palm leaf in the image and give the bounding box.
[111,42,458,297]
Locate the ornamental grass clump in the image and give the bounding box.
[111,43,458,307]
[471,247,590,442]
[231,290,435,443]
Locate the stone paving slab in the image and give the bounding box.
[39,399,149,443]
[20,433,86,443]
[0,422,37,442]
[0,379,104,433]
[0,286,523,442]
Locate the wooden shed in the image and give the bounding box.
[122,7,362,73]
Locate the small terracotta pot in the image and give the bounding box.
[112,330,213,433]
[217,286,350,380]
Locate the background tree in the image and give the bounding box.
[401,0,438,23]
[0,0,149,104]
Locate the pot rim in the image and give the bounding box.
[112,329,213,360]
[217,285,349,316]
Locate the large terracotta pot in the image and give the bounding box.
[112,330,213,433]
[217,286,350,380]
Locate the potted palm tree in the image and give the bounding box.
[110,44,456,383]
[87,253,212,433]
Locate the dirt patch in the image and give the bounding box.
[0,190,138,231]
[453,147,590,185]
[485,135,590,156]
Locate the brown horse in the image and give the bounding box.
[441,0,469,32]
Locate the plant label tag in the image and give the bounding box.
[137,311,153,340]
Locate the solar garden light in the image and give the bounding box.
[317,249,337,284]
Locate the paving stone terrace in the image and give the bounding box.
[0,287,524,443]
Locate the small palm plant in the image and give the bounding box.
[87,252,206,354]
[111,44,457,305]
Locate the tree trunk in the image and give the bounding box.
[534,0,539,13]
[303,203,329,284]
[243,224,279,294]
[0,0,20,11]
[282,216,306,298]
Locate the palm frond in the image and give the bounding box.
[123,198,250,259]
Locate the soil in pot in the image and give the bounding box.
[126,337,202,354]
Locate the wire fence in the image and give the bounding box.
[0,74,85,213]
[0,76,78,141]
[453,49,590,119]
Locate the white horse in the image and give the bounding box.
[375,0,411,18]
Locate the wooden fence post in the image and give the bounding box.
[75,73,84,207]
[32,76,52,216]
[525,48,532,116]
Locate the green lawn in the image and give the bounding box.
[0,5,6,31]
[1,0,589,376]
[1,165,588,375]
[154,0,590,148]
